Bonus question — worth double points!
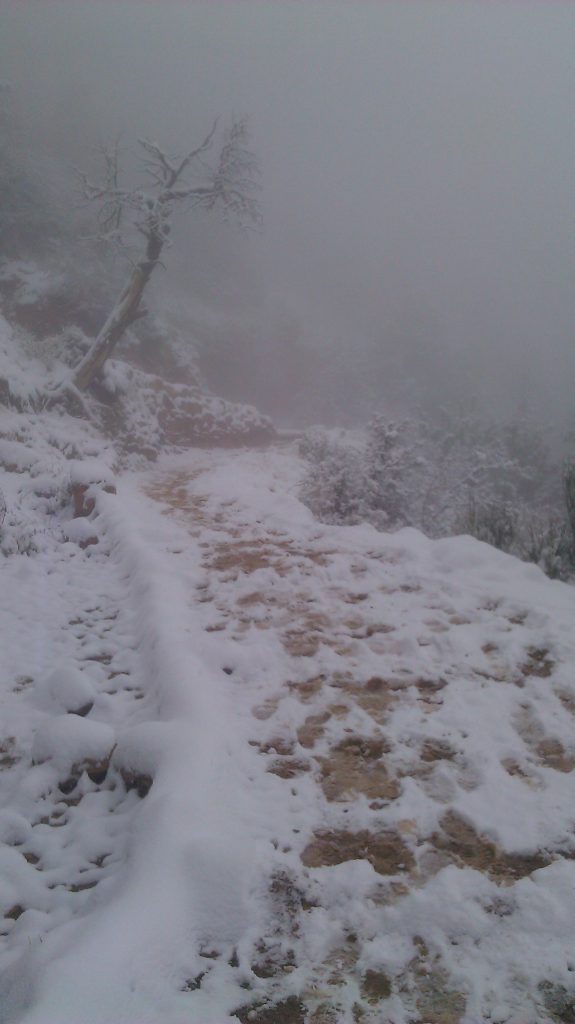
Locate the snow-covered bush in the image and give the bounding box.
[0,510,42,556]
[299,413,574,581]
[460,497,519,552]
[518,511,571,579]
[564,459,575,549]
[364,415,421,526]
[299,429,379,527]
[299,419,426,530]
[97,360,275,460]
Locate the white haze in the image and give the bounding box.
[2,0,575,430]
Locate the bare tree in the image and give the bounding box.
[54,118,260,397]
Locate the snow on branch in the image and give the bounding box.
[77,118,260,257]
[55,117,261,395]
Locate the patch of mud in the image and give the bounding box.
[207,537,333,580]
[432,810,551,881]
[297,712,331,749]
[252,698,281,721]
[251,943,296,978]
[501,757,543,788]
[234,996,306,1024]
[287,675,325,702]
[331,676,399,724]
[268,758,311,779]
[521,647,555,678]
[394,939,468,1024]
[301,829,414,875]
[420,739,457,764]
[513,705,575,771]
[413,968,466,1024]
[207,541,285,575]
[282,630,321,658]
[536,738,575,773]
[538,980,575,1024]
[144,471,210,524]
[0,738,19,769]
[256,736,295,756]
[318,735,400,802]
[360,969,392,1004]
[557,690,575,717]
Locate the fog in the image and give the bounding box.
[2,0,575,429]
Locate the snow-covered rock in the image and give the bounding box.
[111,721,171,796]
[69,460,116,491]
[32,716,115,785]
[62,517,99,548]
[36,665,96,716]
[0,810,33,847]
[99,361,276,455]
[69,459,116,517]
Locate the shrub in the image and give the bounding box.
[298,414,575,583]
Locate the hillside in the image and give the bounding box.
[0,414,574,1023]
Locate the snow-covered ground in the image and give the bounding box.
[1,440,575,1024]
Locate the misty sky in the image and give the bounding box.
[2,0,575,426]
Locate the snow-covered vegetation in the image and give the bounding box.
[299,415,575,581]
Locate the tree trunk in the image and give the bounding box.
[71,234,162,392]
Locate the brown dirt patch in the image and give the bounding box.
[482,642,499,655]
[256,736,295,756]
[415,677,448,695]
[297,712,331,749]
[287,675,325,702]
[0,739,18,770]
[5,904,25,921]
[501,757,541,786]
[536,738,575,773]
[413,968,467,1024]
[207,542,284,575]
[330,676,399,724]
[360,969,392,1004]
[319,735,400,803]
[521,647,555,678]
[237,590,270,607]
[282,630,321,658]
[513,707,574,771]
[308,1004,341,1024]
[301,829,415,875]
[234,996,306,1024]
[557,691,575,717]
[144,470,205,509]
[432,810,550,882]
[252,698,280,721]
[420,739,457,764]
[268,758,311,779]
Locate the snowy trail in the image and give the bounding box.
[2,442,575,1023]
[0,482,164,1022]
